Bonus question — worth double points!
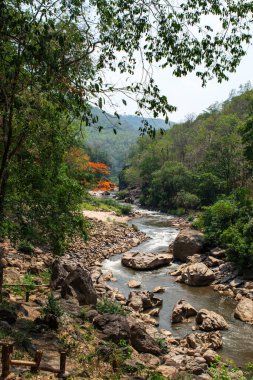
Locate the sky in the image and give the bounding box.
[110,44,253,124]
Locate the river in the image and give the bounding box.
[102,209,253,367]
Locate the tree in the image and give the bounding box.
[1,0,253,218]
[1,1,253,269]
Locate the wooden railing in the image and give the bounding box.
[0,342,67,379]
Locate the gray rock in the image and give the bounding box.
[234,297,253,324]
[122,251,172,270]
[181,263,215,286]
[51,259,69,289]
[130,323,162,355]
[61,267,97,306]
[127,291,162,311]
[185,331,222,350]
[171,299,197,323]
[173,229,204,262]
[196,309,228,331]
[93,313,130,343]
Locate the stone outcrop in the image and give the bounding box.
[171,299,197,323]
[180,263,215,286]
[61,266,97,306]
[234,297,253,324]
[185,331,223,350]
[196,309,228,331]
[93,314,130,343]
[173,229,204,262]
[127,291,163,311]
[50,260,65,290]
[130,323,162,355]
[122,251,172,270]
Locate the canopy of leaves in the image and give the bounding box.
[122,86,253,213]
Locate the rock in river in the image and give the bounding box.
[171,299,197,323]
[127,291,163,311]
[234,297,253,324]
[122,251,172,270]
[173,229,204,262]
[196,309,228,331]
[128,279,141,288]
[180,263,215,286]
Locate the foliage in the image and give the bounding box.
[22,273,36,293]
[43,293,63,318]
[96,298,126,316]
[0,100,89,255]
[147,372,166,380]
[122,88,253,212]
[196,189,253,268]
[82,196,132,216]
[66,146,117,191]
[17,241,34,255]
[208,355,251,380]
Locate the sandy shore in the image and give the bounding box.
[82,209,131,223]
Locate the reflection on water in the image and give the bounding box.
[102,211,253,367]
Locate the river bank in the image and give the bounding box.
[1,207,252,379]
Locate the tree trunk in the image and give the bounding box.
[0,245,4,302]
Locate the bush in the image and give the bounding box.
[96,298,126,316]
[174,191,200,210]
[196,189,253,268]
[116,190,128,200]
[43,293,63,318]
[18,241,34,254]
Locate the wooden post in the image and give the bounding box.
[59,352,67,375]
[1,344,11,379]
[31,350,43,373]
[25,291,30,302]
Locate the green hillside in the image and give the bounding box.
[85,108,174,181]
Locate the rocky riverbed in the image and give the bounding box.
[1,208,253,379]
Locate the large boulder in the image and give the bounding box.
[130,323,162,355]
[122,251,172,270]
[196,309,228,331]
[93,314,130,343]
[127,291,162,311]
[51,259,69,290]
[0,309,17,325]
[181,263,215,286]
[185,331,223,350]
[234,297,253,324]
[61,267,97,306]
[173,229,204,262]
[171,299,197,323]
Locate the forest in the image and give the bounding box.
[121,85,253,267]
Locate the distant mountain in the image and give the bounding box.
[85,108,174,181]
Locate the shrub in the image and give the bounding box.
[96,298,126,316]
[43,293,63,318]
[174,191,200,210]
[118,204,132,215]
[22,273,36,292]
[196,189,253,268]
[147,372,166,380]
[18,241,34,254]
[116,190,128,200]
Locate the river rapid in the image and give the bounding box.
[102,209,253,367]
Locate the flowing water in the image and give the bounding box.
[102,210,253,367]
